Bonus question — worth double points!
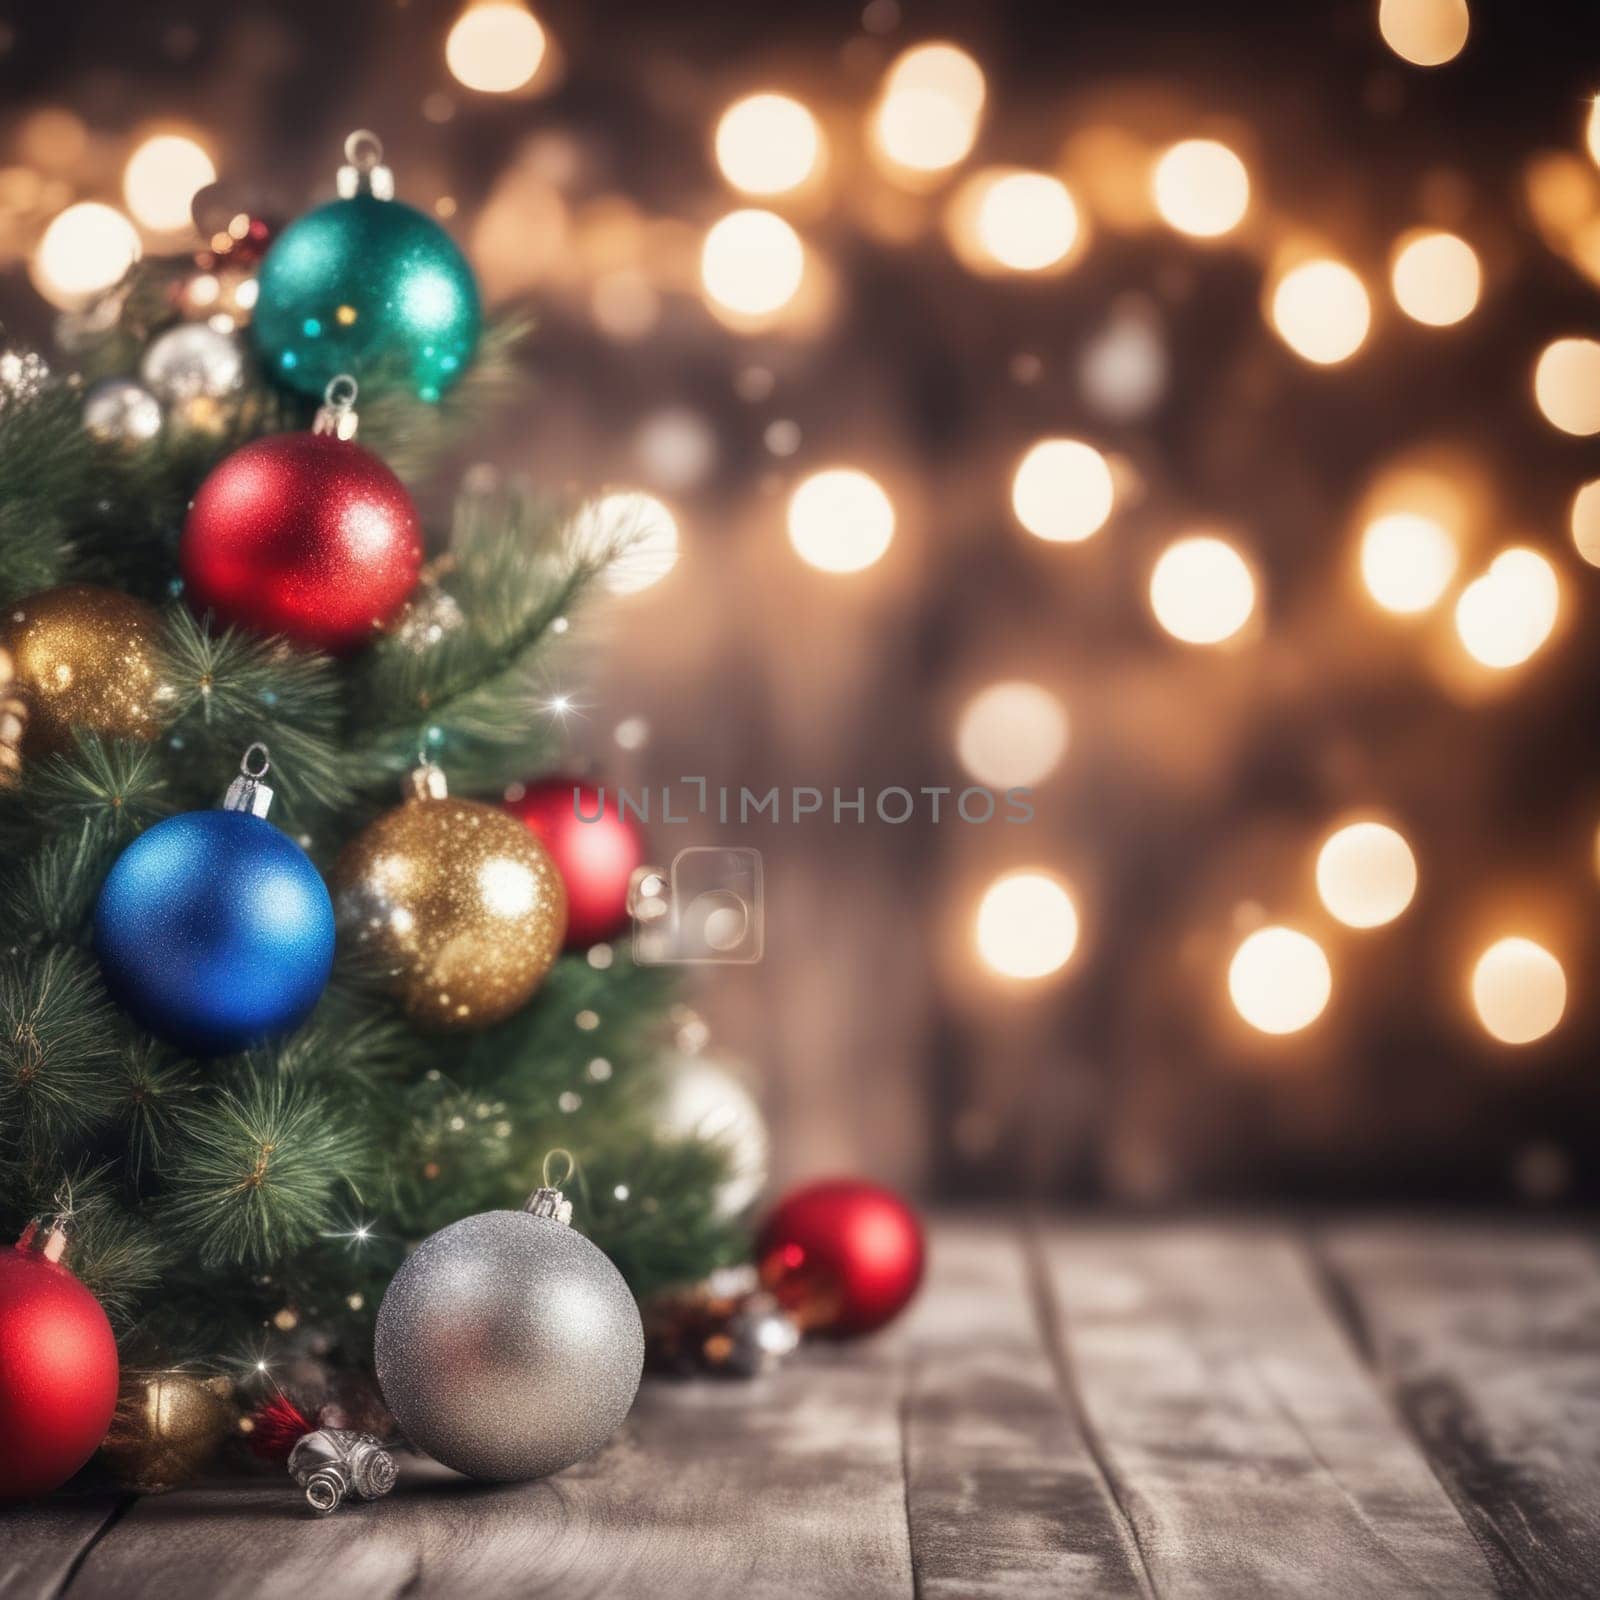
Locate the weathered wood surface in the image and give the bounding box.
[7,1218,1600,1599]
[1322,1222,1600,1599]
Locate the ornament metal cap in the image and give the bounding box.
[336,129,395,201]
[16,1211,71,1264]
[223,743,274,818]
[522,1149,576,1223]
[312,375,360,441]
[403,761,449,802]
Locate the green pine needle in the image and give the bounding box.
[161,1075,372,1268]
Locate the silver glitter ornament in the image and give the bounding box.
[375,1184,644,1481]
[287,1427,398,1515]
[140,323,244,403]
[84,378,163,445]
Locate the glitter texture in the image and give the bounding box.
[374,1207,644,1481]
[180,431,423,655]
[2,583,165,754]
[333,794,566,1030]
[252,194,480,402]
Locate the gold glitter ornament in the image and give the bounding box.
[101,1371,238,1492]
[0,643,26,788]
[334,762,566,1030]
[1,584,166,754]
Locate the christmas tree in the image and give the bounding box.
[0,136,740,1371]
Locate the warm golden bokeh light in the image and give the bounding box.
[1229,927,1332,1035]
[1534,337,1600,435]
[1389,230,1481,326]
[445,2,547,94]
[1472,937,1566,1045]
[1151,139,1250,238]
[974,870,1079,980]
[1588,96,1600,167]
[700,209,805,318]
[1360,511,1458,614]
[871,42,986,177]
[1453,547,1560,669]
[1571,479,1600,567]
[31,202,142,310]
[1010,438,1114,542]
[1315,822,1418,928]
[1149,536,1256,645]
[715,93,823,196]
[786,467,895,573]
[1270,259,1371,365]
[122,134,215,234]
[973,171,1078,271]
[1378,0,1470,66]
[956,682,1069,788]
[572,491,680,595]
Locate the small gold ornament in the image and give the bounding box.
[101,1370,238,1492]
[1,584,166,755]
[0,643,26,788]
[333,763,566,1030]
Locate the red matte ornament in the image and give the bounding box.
[180,430,423,655]
[0,1219,120,1498]
[506,778,646,949]
[756,1178,925,1338]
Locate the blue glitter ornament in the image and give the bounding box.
[93,745,335,1056]
[252,132,480,403]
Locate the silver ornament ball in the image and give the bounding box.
[140,322,245,403]
[375,1193,644,1482]
[654,1052,768,1217]
[84,378,163,445]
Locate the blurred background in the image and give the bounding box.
[1,0,1597,1208]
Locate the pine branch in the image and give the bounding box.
[0,947,125,1158]
[0,379,95,604]
[156,607,353,817]
[160,1075,371,1268]
[0,737,172,853]
[0,825,122,944]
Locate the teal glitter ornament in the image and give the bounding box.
[253,132,480,403]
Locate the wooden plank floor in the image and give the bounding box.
[5,1218,1597,1600]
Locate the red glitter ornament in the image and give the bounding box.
[180,384,422,655]
[506,778,647,948]
[0,1216,120,1499]
[756,1179,925,1338]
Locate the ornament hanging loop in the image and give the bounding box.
[313,375,360,441]
[525,1149,576,1224]
[337,130,394,201]
[224,742,275,818]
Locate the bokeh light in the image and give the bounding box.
[871,41,985,177]
[974,171,1079,271]
[1360,511,1458,614]
[1010,439,1114,543]
[1571,479,1600,567]
[715,93,823,196]
[787,467,895,573]
[1472,937,1566,1045]
[1229,927,1332,1034]
[1454,547,1560,669]
[1377,0,1470,66]
[1270,259,1371,364]
[1389,230,1481,326]
[1588,96,1600,167]
[974,870,1079,980]
[1149,536,1256,645]
[1151,139,1250,238]
[956,682,1068,788]
[445,3,547,94]
[122,134,215,234]
[572,491,680,595]
[1533,337,1600,435]
[1315,821,1418,928]
[701,209,805,318]
[30,202,142,310]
